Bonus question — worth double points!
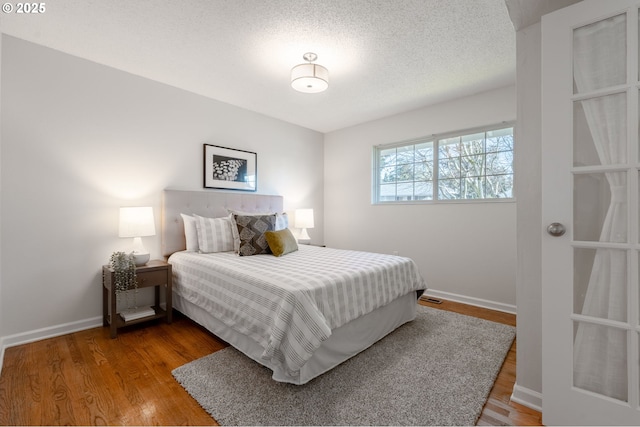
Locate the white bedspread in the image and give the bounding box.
[168,245,426,377]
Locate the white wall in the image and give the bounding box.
[0,35,324,343]
[0,34,4,363]
[503,0,582,413]
[511,22,543,410]
[324,86,517,309]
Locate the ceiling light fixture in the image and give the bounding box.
[291,52,329,93]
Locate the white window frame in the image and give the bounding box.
[372,122,515,204]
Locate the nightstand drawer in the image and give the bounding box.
[137,270,169,288]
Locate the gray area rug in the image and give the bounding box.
[172,305,515,426]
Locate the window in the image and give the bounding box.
[373,124,514,203]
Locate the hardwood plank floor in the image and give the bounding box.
[0,300,542,426]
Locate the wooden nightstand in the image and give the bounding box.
[102,260,172,338]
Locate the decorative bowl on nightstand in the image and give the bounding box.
[132,251,150,266]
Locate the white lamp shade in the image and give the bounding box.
[295,209,315,229]
[119,207,156,238]
[291,63,329,93]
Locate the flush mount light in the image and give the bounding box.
[291,52,329,93]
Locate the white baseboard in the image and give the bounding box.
[0,295,513,375]
[0,336,4,376]
[0,305,172,375]
[422,289,517,314]
[510,382,543,412]
[0,316,103,374]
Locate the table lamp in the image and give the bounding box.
[295,208,314,242]
[119,206,156,266]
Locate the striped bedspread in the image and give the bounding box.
[169,245,426,377]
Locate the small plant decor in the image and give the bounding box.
[109,251,138,309]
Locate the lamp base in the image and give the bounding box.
[131,251,150,266]
[299,228,311,241]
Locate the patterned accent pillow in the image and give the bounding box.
[229,212,288,253]
[234,214,276,256]
[194,214,235,253]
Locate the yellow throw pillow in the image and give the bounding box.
[264,228,299,257]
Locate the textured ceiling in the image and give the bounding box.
[0,0,516,133]
[505,0,580,30]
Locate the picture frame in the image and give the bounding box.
[203,144,257,191]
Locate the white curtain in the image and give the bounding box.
[572,14,628,401]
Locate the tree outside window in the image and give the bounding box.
[374,125,514,203]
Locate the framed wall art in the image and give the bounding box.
[203,144,257,191]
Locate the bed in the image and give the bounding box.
[162,189,426,384]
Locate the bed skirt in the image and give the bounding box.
[173,291,419,384]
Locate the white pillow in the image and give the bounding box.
[276,212,288,230]
[180,214,199,252]
[194,214,235,253]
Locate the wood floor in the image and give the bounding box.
[0,299,542,426]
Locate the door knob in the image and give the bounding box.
[547,222,566,237]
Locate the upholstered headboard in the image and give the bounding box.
[161,189,284,257]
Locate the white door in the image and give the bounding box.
[542,0,640,424]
